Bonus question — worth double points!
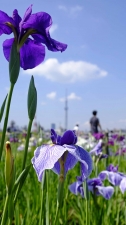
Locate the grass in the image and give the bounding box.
[0,136,126,224]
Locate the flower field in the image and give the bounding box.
[0,4,125,225]
[0,130,126,224]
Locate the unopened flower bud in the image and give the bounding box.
[5,141,15,193]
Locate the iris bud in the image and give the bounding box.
[27,76,37,121]
[5,141,15,193]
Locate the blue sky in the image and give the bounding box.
[0,0,126,131]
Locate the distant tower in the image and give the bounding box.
[64,90,68,130]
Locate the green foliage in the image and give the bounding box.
[0,94,8,122]
[0,140,126,224]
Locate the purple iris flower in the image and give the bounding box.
[69,176,114,200]
[115,148,126,156]
[108,140,114,146]
[93,133,104,140]
[111,134,118,140]
[0,5,67,70]
[9,136,18,143]
[89,140,103,156]
[89,140,107,159]
[31,129,93,182]
[98,164,126,193]
[111,134,125,142]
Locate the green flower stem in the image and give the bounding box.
[83,180,89,225]
[46,171,49,225]
[0,83,14,161]
[86,199,89,225]
[1,193,9,225]
[8,218,13,225]
[58,158,65,208]
[22,119,32,171]
[54,153,67,225]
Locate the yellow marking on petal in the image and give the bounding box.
[17,28,36,51]
[5,22,18,41]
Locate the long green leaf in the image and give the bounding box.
[0,94,8,122]
[13,164,31,204]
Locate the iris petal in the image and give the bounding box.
[0,10,15,35]
[20,38,45,69]
[119,178,126,194]
[20,5,32,31]
[108,172,122,186]
[51,129,61,145]
[22,12,52,31]
[64,145,93,177]
[99,171,123,186]
[13,9,21,29]
[89,140,102,156]
[52,152,79,175]
[61,130,77,145]
[31,144,66,181]
[3,38,14,61]
[32,34,67,52]
[69,180,83,195]
[96,186,114,199]
[98,171,108,181]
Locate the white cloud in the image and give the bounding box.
[46,92,56,99]
[68,93,81,100]
[24,58,108,83]
[58,5,83,16]
[50,24,58,34]
[70,6,83,15]
[59,92,81,102]
[58,5,67,11]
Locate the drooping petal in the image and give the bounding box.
[61,130,77,145]
[64,145,93,177]
[32,34,67,52]
[20,38,45,69]
[99,171,123,186]
[96,186,114,199]
[69,180,83,195]
[0,10,15,35]
[3,38,14,61]
[0,24,12,35]
[46,37,67,52]
[89,140,102,156]
[119,178,126,194]
[52,151,78,175]
[81,162,89,180]
[98,171,108,181]
[52,161,60,175]
[64,152,78,173]
[108,172,122,186]
[31,144,66,182]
